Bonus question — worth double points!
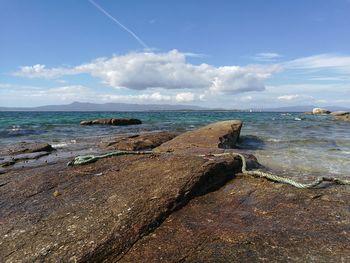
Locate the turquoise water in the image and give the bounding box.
[1,111,349,177]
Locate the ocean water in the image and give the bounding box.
[0,111,349,178]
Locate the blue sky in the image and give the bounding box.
[1,0,350,108]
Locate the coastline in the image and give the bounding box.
[0,120,349,261]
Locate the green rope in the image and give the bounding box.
[68,150,350,188]
[201,152,350,189]
[67,150,153,166]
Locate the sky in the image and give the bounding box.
[1,0,350,108]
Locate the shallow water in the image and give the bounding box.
[0,111,349,177]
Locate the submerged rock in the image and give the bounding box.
[312,108,331,115]
[80,118,142,126]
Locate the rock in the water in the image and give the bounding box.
[312,107,331,115]
[154,120,242,154]
[103,131,179,151]
[80,118,142,126]
[331,111,350,116]
[303,111,313,115]
[335,113,350,122]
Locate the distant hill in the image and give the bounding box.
[1,102,349,112]
[0,101,209,112]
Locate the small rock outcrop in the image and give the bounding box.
[331,111,350,116]
[0,142,55,169]
[335,113,350,122]
[80,118,142,126]
[312,108,331,115]
[2,142,54,155]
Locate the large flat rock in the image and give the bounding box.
[154,120,242,155]
[0,120,244,262]
[120,174,350,262]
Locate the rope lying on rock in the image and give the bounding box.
[67,150,153,166]
[203,152,350,189]
[68,150,350,188]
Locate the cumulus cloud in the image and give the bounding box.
[14,50,280,95]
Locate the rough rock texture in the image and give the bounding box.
[120,175,350,263]
[80,118,142,126]
[0,142,54,156]
[0,143,55,169]
[103,132,179,151]
[154,120,242,155]
[0,120,244,262]
[0,151,50,168]
[312,108,331,115]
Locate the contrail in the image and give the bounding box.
[88,0,148,49]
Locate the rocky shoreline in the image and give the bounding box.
[0,120,349,262]
[305,107,350,122]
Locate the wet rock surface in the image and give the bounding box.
[102,131,179,151]
[0,142,54,156]
[0,143,55,169]
[121,175,350,263]
[80,118,142,126]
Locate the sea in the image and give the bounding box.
[0,111,349,178]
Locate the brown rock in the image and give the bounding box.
[0,142,54,156]
[335,113,350,122]
[0,120,244,262]
[154,120,242,154]
[103,131,179,151]
[330,111,349,116]
[80,118,142,126]
[120,175,350,262]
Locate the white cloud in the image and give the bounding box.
[2,84,200,104]
[175,92,195,102]
[285,54,350,73]
[14,50,280,95]
[277,94,314,101]
[254,52,282,62]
